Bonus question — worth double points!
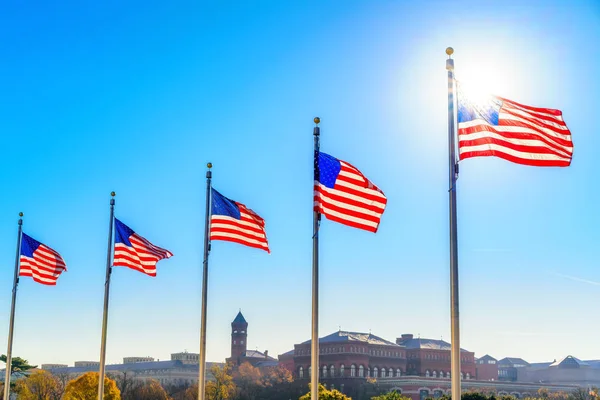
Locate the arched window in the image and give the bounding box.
[330,365,335,378]
[447,372,451,379]
[460,372,464,379]
[426,370,430,377]
[359,365,364,377]
[308,366,311,376]
[340,364,345,377]
[396,368,401,377]
[466,373,470,380]
[367,367,371,377]
[299,367,304,379]
[322,365,327,378]
[433,371,437,378]
[373,367,378,378]
[350,365,356,377]
[389,369,393,377]
[381,368,386,377]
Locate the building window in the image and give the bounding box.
[234,330,237,333]
[434,390,444,398]
[367,367,371,377]
[373,367,378,378]
[460,372,464,379]
[388,369,393,377]
[426,370,430,377]
[241,341,244,345]
[420,390,430,400]
[396,368,401,377]
[466,373,470,380]
[299,367,304,379]
[359,365,364,378]
[433,371,437,378]
[233,340,237,345]
[323,365,327,378]
[308,367,311,376]
[351,365,356,377]
[340,364,345,377]
[330,365,335,378]
[381,368,386,377]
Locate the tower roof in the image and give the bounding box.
[233,311,247,324]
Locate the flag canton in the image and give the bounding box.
[317,152,342,189]
[211,189,241,220]
[115,218,135,247]
[458,89,503,126]
[20,233,41,258]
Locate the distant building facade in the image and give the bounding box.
[74,361,100,368]
[171,351,199,365]
[123,357,155,364]
[41,364,68,370]
[498,358,530,382]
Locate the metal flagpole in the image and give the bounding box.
[198,162,212,400]
[3,212,23,400]
[446,47,462,400]
[311,117,321,399]
[98,192,116,400]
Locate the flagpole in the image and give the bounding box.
[446,47,462,400]
[198,163,212,400]
[3,212,23,400]
[311,117,321,399]
[98,192,115,400]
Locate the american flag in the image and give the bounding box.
[113,218,173,277]
[457,84,573,167]
[20,233,67,285]
[210,188,270,253]
[314,151,387,233]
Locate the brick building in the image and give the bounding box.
[475,354,499,381]
[278,330,476,396]
[225,311,277,368]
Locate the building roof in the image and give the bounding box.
[398,337,469,352]
[478,354,498,362]
[301,331,400,346]
[254,361,279,368]
[550,356,589,368]
[233,311,247,324]
[243,350,277,361]
[498,357,530,366]
[47,360,199,375]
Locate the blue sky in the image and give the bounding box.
[1,0,599,367]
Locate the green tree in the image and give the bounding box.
[0,354,37,374]
[14,370,62,400]
[372,390,411,400]
[63,372,121,400]
[184,364,236,400]
[299,383,352,400]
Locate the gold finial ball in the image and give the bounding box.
[314,117,320,125]
[446,47,454,56]
[111,191,116,197]
[19,212,23,217]
[207,162,213,169]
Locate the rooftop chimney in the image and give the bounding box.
[397,334,414,344]
[264,350,269,359]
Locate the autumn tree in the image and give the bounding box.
[371,390,411,400]
[14,370,62,400]
[125,379,169,400]
[63,372,121,400]
[235,362,262,400]
[206,363,236,400]
[299,383,351,400]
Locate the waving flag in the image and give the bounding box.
[314,152,387,233]
[113,218,173,276]
[457,84,573,167]
[19,233,67,285]
[210,188,270,253]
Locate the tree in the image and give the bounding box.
[182,364,236,400]
[0,355,37,374]
[14,370,62,400]
[109,371,137,400]
[126,380,169,400]
[63,372,121,400]
[299,383,352,400]
[236,362,263,400]
[372,391,411,400]
[206,364,236,400]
